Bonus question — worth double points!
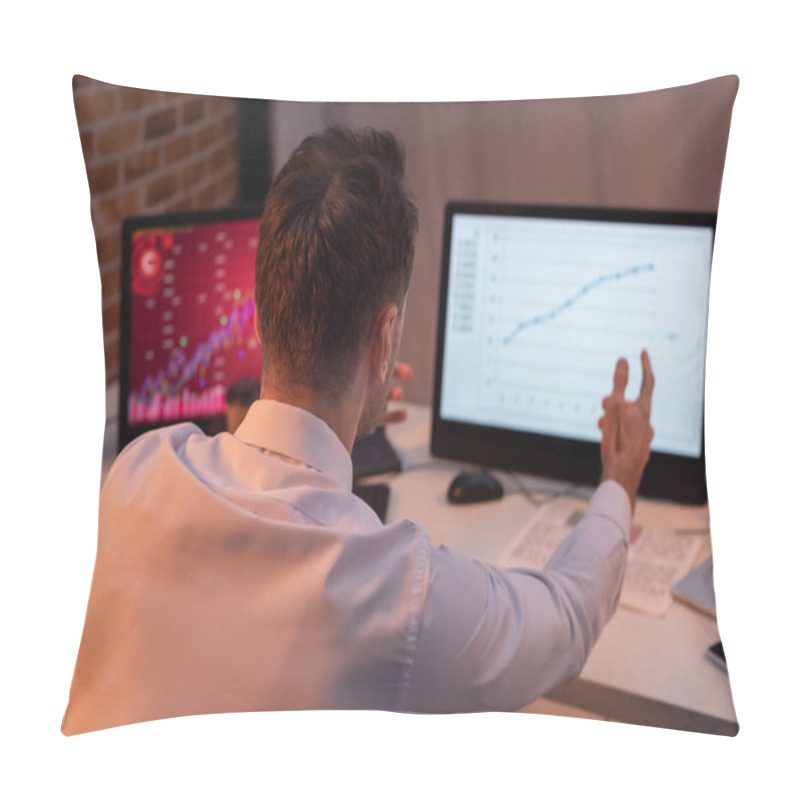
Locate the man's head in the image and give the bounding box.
[255,126,418,419]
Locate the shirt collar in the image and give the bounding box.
[234,399,353,491]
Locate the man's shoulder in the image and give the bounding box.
[125,421,206,448]
[105,422,209,488]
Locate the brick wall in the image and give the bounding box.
[72,75,241,385]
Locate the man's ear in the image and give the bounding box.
[370,303,399,383]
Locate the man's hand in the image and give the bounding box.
[377,362,413,428]
[598,351,655,512]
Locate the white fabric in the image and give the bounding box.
[62,399,631,734]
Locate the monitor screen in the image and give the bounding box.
[119,206,263,449]
[432,203,716,504]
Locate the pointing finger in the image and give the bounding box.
[612,357,629,401]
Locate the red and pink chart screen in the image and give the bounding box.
[126,217,262,427]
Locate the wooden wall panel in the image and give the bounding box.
[269,77,737,405]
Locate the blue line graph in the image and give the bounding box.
[502,263,655,346]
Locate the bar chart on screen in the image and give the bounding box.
[127,219,262,425]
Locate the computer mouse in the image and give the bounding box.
[447,470,504,505]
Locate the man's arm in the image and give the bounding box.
[402,352,655,713]
[403,481,630,713]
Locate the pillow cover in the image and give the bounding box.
[64,75,738,736]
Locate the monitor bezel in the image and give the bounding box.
[118,204,263,453]
[431,201,717,505]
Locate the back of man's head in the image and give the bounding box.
[255,126,418,398]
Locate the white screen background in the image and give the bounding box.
[440,213,713,457]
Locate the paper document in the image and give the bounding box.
[499,499,704,617]
[621,527,703,616]
[499,499,582,570]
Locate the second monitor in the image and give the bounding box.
[431,202,716,505]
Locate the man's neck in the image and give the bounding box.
[260,380,366,454]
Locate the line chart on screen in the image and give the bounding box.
[479,254,660,441]
[439,211,712,457]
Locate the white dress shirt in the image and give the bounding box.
[62,399,631,734]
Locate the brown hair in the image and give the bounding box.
[255,126,418,396]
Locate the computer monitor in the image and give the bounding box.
[118,205,405,484]
[431,202,716,505]
[118,206,264,450]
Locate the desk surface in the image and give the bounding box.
[383,404,738,736]
[101,388,737,735]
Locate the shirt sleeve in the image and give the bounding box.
[401,480,631,713]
